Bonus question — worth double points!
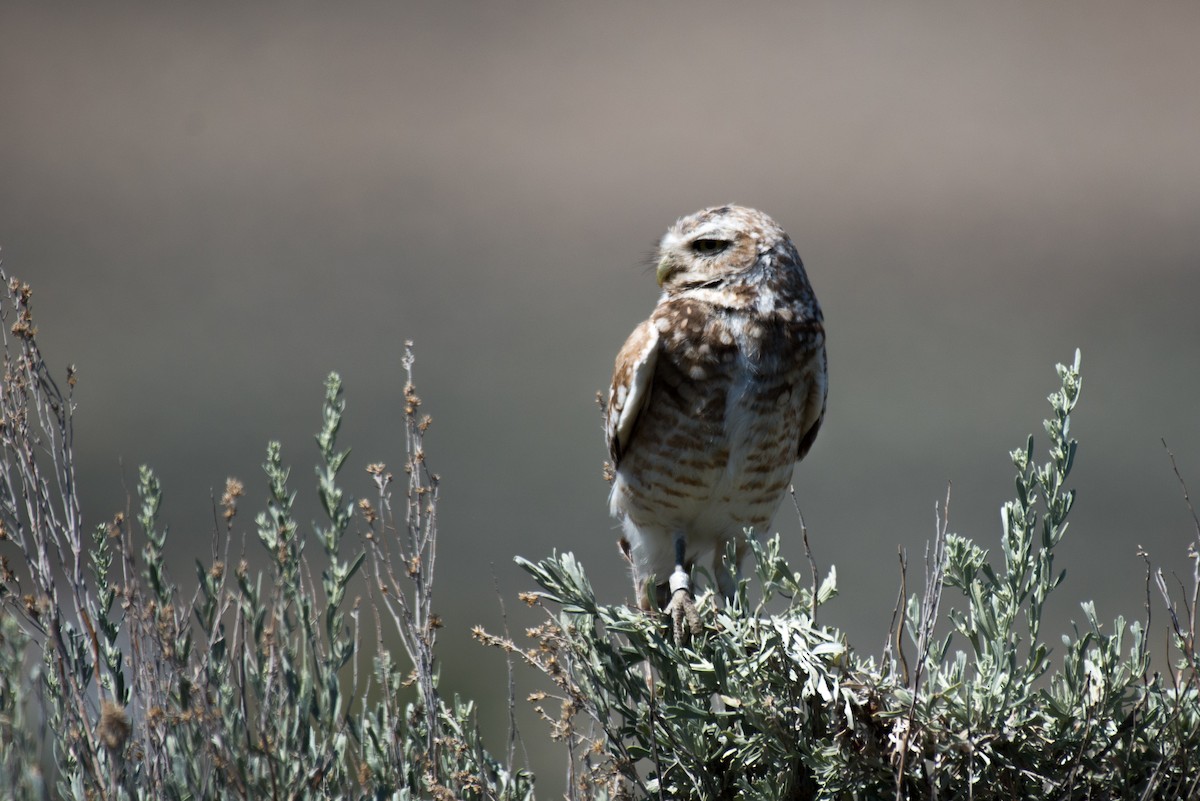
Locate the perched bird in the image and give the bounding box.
[605,205,826,641]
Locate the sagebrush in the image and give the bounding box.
[2,272,1198,800]
[0,273,532,800]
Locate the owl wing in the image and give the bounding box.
[796,338,828,462]
[606,319,659,466]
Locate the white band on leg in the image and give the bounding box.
[669,567,690,594]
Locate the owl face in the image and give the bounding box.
[654,205,785,290]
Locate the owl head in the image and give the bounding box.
[654,205,791,290]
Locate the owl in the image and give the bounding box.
[605,205,826,641]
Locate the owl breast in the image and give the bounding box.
[609,291,821,579]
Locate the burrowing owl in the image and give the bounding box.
[605,205,827,641]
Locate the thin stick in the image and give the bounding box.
[789,485,819,622]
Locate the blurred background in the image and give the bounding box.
[3,1,1199,793]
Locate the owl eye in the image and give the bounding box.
[691,238,729,256]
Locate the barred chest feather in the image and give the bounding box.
[609,282,825,579]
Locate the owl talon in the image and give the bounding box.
[666,587,702,644]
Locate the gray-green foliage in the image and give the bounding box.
[496,351,1200,800]
[3,268,1200,800]
[0,274,533,800]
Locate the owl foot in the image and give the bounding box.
[666,587,702,644]
[665,566,701,643]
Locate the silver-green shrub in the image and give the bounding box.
[0,273,533,800]
[3,269,1198,800]
[493,351,1200,800]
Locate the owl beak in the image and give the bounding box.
[656,257,677,287]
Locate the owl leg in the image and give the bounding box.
[664,533,702,643]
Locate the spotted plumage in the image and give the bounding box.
[605,205,826,639]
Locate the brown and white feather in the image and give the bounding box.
[605,205,827,605]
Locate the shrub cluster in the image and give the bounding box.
[0,273,532,800]
[490,352,1200,799]
[2,271,1198,800]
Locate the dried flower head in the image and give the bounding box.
[99,700,131,752]
[221,477,244,521]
